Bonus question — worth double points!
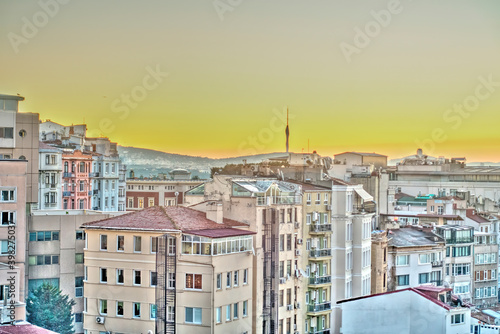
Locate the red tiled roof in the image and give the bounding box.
[82,206,251,237]
[466,209,490,223]
[417,214,464,220]
[0,324,58,334]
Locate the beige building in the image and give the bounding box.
[82,206,254,334]
[0,94,39,205]
[27,210,113,333]
[0,159,28,323]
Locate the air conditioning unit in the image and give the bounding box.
[295,269,300,278]
[280,278,286,284]
[294,324,298,330]
[327,205,332,211]
[297,238,303,245]
[312,212,319,222]
[295,249,301,256]
[296,302,301,309]
[287,304,293,311]
[294,222,300,229]
[96,316,105,324]
[311,317,317,327]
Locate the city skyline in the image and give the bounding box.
[1,0,500,160]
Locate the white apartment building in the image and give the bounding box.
[38,143,63,210]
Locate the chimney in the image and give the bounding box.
[207,202,223,224]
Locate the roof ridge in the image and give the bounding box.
[160,206,180,230]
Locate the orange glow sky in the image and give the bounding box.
[1,1,500,161]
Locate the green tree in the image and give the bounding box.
[26,283,76,334]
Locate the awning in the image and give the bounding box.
[354,188,373,202]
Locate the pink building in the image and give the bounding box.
[62,150,93,210]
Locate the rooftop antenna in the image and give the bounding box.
[285,106,289,153]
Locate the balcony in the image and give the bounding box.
[309,276,332,286]
[256,195,301,206]
[63,172,74,178]
[89,172,99,177]
[309,249,332,259]
[63,191,72,197]
[307,301,331,313]
[310,224,332,234]
[309,330,331,334]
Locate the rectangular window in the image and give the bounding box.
[396,255,410,266]
[186,307,202,324]
[99,299,107,315]
[216,273,222,290]
[134,270,141,285]
[234,271,238,287]
[397,275,409,286]
[75,231,84,240]
[0,189,15,202]
[133,302,141,318]
[419,273,430,284]
[75,253,84,264]
[75,277,83,297]
[151,272,157,286]
[116,301,124,316]
[186,273,202,290]
[216,307,222,323]
[1,211,14,225]
[243,269,248,285]
[168,273,175,289]
[134,236,141,252]
[243,300,248,317]
[451,313,464,324]
[233,302,238,319]
[100,235,107,251]
[117,269,124,284]
[287,234,292,251]
[151,237,157,253]
[225,305,231,321]
[100,268,107,283]
[226,272,231,288]
[117,235,124,251]
[279,234,284,251]
[150,304,156,319]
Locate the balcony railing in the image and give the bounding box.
[309,276,331,285]
[309,249,332,258]
[63,191,71,197]
[256,195,301,206]
[309,330,331,334]
[307,301,331,313]
[431,260,443,267]
[310,224,332,233]
[63,172,74,178]
[89,172,99,177]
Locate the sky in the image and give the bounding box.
[1,0,500,161]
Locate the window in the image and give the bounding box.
[419,273,430,284]
[99,299,107,315]
[216,307,222,323]
[167,305,175,322]
[28,255,59,266]
[243,269,248,285]
[396,255,410,266]
[168,273,175,289]
[1,211,14,225]
[397,275,409,286]
[279,235,284,251]
[150,304,156,319]
[117,269,124,284]
[134,270,141,285]
[306,193,311,205]
[452,263,470,276]
[151,237,157,253]
[116,301,124,316]
[0,127,14,139]
[186,307,202,324]
[117,235,124,251]
[134,236,141,252]
[418,253,430,264]
[75,277,83,297]
[75,313,82,323]
[225,305,231,321]
[287,260,292,277]
[151,271,157,286]
[133,303,141,318]
[226,272,231,288]
[287,234,292,251]
[76,231,84,240]
[100,235,107,251]
[100,268,107,283]
[216,273,222,290]
[234,271,238,287]
[75,253,84,264]
[233,303,238,319]
[186,274,202,290]
[243,300,248,317]
[451,313,464,324]
[279,289,284,307]
[0,240,13,255]
[0,189,15,202]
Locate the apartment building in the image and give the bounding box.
[38,142,63,210]
[435,225,474,303]
[90,155,120,211]
[118,164,127,212]
[126,178,203,209]
[0,94,39,205]
[338,285,472,334]
[82,206,254,334]
[62,150,93,210]
[386,227,445,291]
[27,210,113,333]
[0,159,28,323]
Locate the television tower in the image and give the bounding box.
[285,107,289,153]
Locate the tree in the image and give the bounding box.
[26,283,76,334]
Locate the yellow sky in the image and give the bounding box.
[1,0,500,161]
